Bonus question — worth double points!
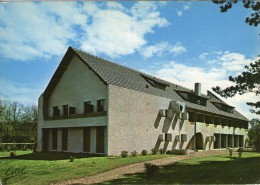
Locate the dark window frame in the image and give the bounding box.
[84,101,94,113]
[97,99,105,112]
[52,128,58,150]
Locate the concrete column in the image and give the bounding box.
[57,129,62,151]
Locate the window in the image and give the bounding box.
[97,99,105,112]
[62,128,68,151]
[176,91,207,106]
[69,107,76,115]
[140,74,169,90]
[83,127,91,152]
[84,101,94,113]
[63,105,68,116]
[53,106,60,117]
[212,103,234,113]
[52,128,58,150]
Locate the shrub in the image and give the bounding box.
[144,162,159,177]
[141,149,147,156]
[69,155,75,162]
[238,147,243,158]
[159,148,164,154]
[121,151,128,158]
[10,151,16,158]
[227,147,233,158]
[166,150,173,154]
[151,148,157,155]
[131,150,138,157]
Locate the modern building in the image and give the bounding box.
[37,46,249,155]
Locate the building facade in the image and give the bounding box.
[37,47,249,155]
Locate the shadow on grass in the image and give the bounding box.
[98,156,260,184]
[0,152,105,160]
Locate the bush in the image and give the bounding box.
[131,150,138,157]
[151,148,157,155]
[69,155,75,162]
[141,149,147,156]
[10,151,16,158]
[166,150,173,154]
[159,148,164,154]
[238,147,243,158]
[121,151,128,158]
[144,162,159,177]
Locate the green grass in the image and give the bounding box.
[0,151,171,185]
[102,152,260,184]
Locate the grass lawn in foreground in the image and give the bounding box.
[0,151,171,185]
[102,152,260,184]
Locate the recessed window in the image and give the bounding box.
[53,106,60,117]
[212,102,234,113]
[52,128,58,150]
[63,105,69,116]
[97,99,105,112]
[62,128,68,151]
[69,107,76,115]
[177,91,207,106]
[84,101,94,113]
[140,74,169,90]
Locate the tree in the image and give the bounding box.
[248,118,260,151]
[212,0,260,27]
[212,0,260,115]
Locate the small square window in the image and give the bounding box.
[97,99,105,112]
[53,106,60,117]
[84,101,94,113]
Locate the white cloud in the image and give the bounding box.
[139,42,186,58]
[144,52,259,120]
[183,5,190,10]
[0,2,169,60]
[0,78,41,105]
[177,11,182,17]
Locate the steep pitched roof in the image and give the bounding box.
[44,46,249,122]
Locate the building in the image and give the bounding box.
[37,46,249,155]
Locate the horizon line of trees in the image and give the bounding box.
[0,99,37,143]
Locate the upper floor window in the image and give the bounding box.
[97,99,105,112]
[53,106,60,117]
[69,107,76,115]
[177,91,207,106]
[84,101,94,113]
[212,102,234,113]
[63,105,69,116]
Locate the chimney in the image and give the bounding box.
[195,83,201,96]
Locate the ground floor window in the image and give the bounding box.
[96,127,105,153]
[62,128,68,151]
[52,128,58,150]
[83,127,91,152]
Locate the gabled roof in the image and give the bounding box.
[43,46,249,122]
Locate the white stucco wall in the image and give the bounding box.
[48,55,107,116]
[107,84,248,156]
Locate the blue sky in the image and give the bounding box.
[0,1,259,119]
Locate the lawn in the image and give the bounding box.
[0,151,171,185]
[102,152,260,184]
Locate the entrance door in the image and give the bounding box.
[42,129,49,152]
[96,127,105,153]
[83,127,91,152]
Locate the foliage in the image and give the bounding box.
[0,100,37,142]
[159,148,164,154]
[212,1,260,115]
[151,148,157,155]
[131,150,138,157]
[121,151,128,158]
[144,162,160,177]
[166,150,173,154]
[212,0,260,27]
[9,151,16,158]
[248,118,260,152]
[238,147,243,158]
[141,149,148,156]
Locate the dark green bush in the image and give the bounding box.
[10,151,16,158]
[141,149,147,156]
[144,162,159,177]
[159,148,164,154]
[151,148,157,155]
[166,150,173,154]
[131,150,138,157]
[121,151,128,158]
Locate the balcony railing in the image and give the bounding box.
[45,111,107,121]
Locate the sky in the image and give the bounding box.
[0,1,259,120]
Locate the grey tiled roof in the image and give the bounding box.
[72,47,249,122]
